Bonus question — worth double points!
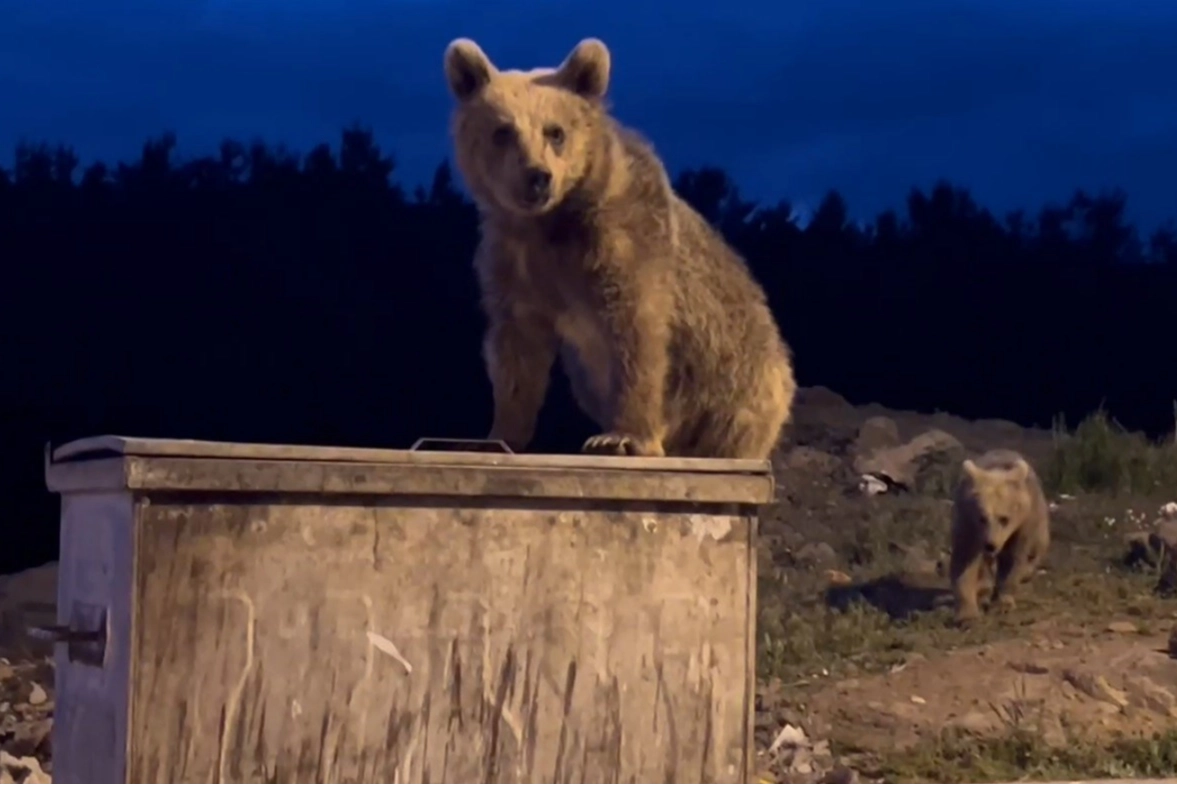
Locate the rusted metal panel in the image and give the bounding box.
[45,436,766,784]
[51,492,135,784]
[129,502,754,782]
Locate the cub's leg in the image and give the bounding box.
[992,531,1039,612]
[950,543,986,624]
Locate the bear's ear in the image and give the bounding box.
[961,459,980,481]
[1009,458,1030,482]
[554,38,611,99]
[444,38,496,101]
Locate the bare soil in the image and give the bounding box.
[754,388,1177,782]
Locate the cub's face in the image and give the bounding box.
[443,38,611,217]
[962,459,1032,555]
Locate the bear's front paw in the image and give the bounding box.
[995,593,1017,612]
[582,432,665,457]
[953,603,982,627]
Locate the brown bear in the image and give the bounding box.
[442,37,796,459]
[949,449,1051,624]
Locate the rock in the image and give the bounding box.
[819,765,860,783]
[795,542,838,569]
[852,417,901,461]
[853,429,965,492]
[0,563,60,661]
[764,722,840,782]
[1040,714,1068,747]
[2,717,51,759]
[887,541,942,576]
[25,685,45,707]
[1009,660,1050,675]
[794,386,853,411]
[0,752,49,785]
[783,446,842,474]
[949,709,995,734]
[1123,674,1177,717]
[0,657,55,777]
[1154,520,1177,596]
[1063,668,1129,707]
[858,475,889,496]
[824,569,853,587]
[1126,518,1177,595]
[910,444,968,497]
[767,723,809,755]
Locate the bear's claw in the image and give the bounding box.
[582,432,663,457]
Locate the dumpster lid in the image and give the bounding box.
[50,435,772,476]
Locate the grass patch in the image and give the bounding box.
[757,600,989,683]
[866,728,1177,783]
[755,485,1170,685]
[1044,407,1177,496]
[756,564,1164,684]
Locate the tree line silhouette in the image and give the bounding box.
[2,126,1175,571]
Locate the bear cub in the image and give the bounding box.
[442,37,796,459]
[950,449,1052,624]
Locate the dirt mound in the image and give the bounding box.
[756,390,1177,782]
[803,626,1177,753]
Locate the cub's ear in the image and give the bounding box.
[444,38,496,100]
[961,458,980,481]
[554,38,611,99]
[1010,458,1030,482]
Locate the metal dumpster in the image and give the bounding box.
[43,435,773,784]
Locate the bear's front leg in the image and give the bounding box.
[581,274,670,458]
[483,310,557,453]
[950,547,986,625]
[992,532,1036,612]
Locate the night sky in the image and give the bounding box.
[3,0,1175,228]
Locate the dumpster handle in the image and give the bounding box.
[409,438,514,454]
[28,600,109,668]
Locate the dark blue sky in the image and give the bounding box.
[3,0,1175,229]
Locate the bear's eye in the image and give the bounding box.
[491,124,514,147]
[996,515,1010,526]
[543,124,566,147]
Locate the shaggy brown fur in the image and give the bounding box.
[949,449,1052,623]
[442,37,796,459]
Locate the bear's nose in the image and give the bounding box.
[524,167,552,201]
[983,541,998,555]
